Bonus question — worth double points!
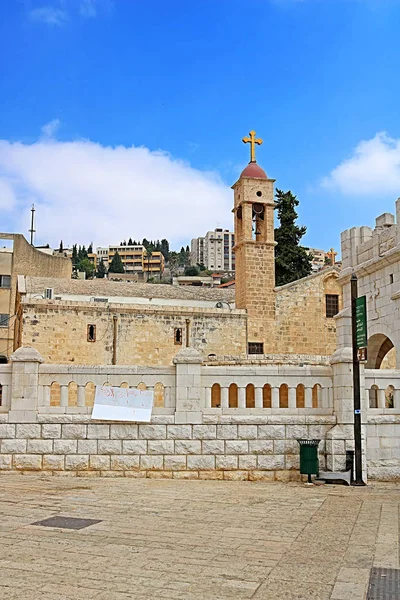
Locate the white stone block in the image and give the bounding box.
[285,425,308,439]
[27,440,53,454]
[138,425,166,440]
[123,440,147,454]
[193,425,216,439]
[140,455,163,470]
[164,455,186,470]
[249,440,273,455]
[225,440,249,454]
[53,439,77,454]
[217,425,237,439]
[239,455,257,469]
[216,455,237,470]
[258,455,285,470]
[65,455,89,470]
[43,455,64,470]
[42,424,61,439]
[174,440,201,454]
[98,440,122,454]
[89,455,110,470]
[62,424,87,439]
[0,424,16,439]
[0,455,12,469]
[16,424,41,439]
[110,425,138,439]
[258,425,285,439]
[167,425,192,439]
[87,424,110,439]
[1,439,27,453]
[187,455,215,470]
[274,440,298,455]
[238,425,258,440]
[78,440,98,454]
[111,455,140,470]
[148,440,174,454]
[202,440,224,454]
[13,454,42,470]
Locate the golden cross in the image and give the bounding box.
[242,130,263,163]
[327,248,337,266]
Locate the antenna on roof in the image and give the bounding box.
[29,204,36,246]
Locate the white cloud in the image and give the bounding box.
[41,119,61,139]
[80,0,97,17]
[0,133,232,249]
[322,132,400,196]
[30,6,68,26]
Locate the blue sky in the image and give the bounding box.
[1,0,400,252]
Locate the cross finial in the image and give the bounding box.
[327,248,338,266]
[242,130,263,163]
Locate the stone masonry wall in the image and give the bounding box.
[21,301,247,366]
[0,413,335,480]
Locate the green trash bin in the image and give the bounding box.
[297,439,321,483]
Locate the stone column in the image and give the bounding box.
[173,347,204,424]
[221,387,229,409]
[255,386,263,409]
[9,347,44,423]
[328,347,367,478]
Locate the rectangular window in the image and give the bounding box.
[174,328,183,345]
[390,274,394,284]
[87,324,96,342]
[0,314,9,327]
[0,275,11,288]
[248,342,264,354]
[325,294,339,318]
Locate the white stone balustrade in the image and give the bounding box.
[365,369,400,413]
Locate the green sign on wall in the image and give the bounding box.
[356,295,367,349]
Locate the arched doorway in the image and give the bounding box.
[367,333,396,369]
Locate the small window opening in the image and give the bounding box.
[174,328,183,345]
[325,294,339,318]
[0,383,2,406]
[248,342,264,354]
[390,274,394,284]
[87,324,96,342]
[256,191,262,197]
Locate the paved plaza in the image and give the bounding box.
[0,475,399,599]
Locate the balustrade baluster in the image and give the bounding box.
[378,388,386,410]
[288,387,296,409]
[77,385,85,407]
[272,387,279,409]
[238,386,246,409]
[221,387,229,409]
[205,387,212,409]
[255,386,263,408]
[60,385,68,408]
[305,387,313,409]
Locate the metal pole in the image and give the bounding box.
[29,204,36,246]
[112,315,118,365]
[350,273,365,486]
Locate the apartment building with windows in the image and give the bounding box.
[99,244,165,279]
[190,228,235,273]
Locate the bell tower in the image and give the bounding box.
[232,131,276,353]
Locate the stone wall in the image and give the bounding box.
[275,270,341,356]
[21,301,247,366]
[367,415,400,480]
[0,412,335,479]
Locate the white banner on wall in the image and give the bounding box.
[91,386,153,422]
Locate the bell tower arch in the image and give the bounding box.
[232,132,276,353]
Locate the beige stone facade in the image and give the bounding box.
[0,234,71,360]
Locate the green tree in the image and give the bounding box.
[96,258,107,278]
[274,189,312,286]
[128,237,133,245]
[184,265,200,276]
[78,258,95,279]
[160,238,170,261]
[108,251,125,273]
[72,244,78,266]
[87,243,93,254]
[145,248,153,281]
[59,240,63,253]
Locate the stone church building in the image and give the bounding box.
[14,146,341,367]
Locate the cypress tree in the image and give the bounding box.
[108,251,125,273]
[274,189,312,286]
[96,258,107,278]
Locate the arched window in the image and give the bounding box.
[68,381,78,407]
[263,384,271,408]
[246,384,255,408]
[154,382,165,408]
[312,384,321,409]
[369,385,378,408]
[386,385,395,409]
[85,382,95,407]
[120,382,129,388]
[50,382,61,407]
[137,382,147,391]
[229,383,238,408]
[296,384,305,408]
[279,384,288,408]
[211,383,221,408]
